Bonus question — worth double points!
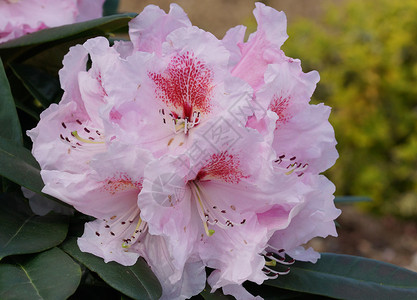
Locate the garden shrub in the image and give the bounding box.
[281,0,417,217]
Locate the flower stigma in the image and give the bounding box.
[261,248,295,279]
[122,217,147,249]
[71,130,105,144]
[190,181,246,238]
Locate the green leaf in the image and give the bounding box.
[0,58,22,145]
[265,253,417,300]
[103,0,120,16]
[0,14,136,64]
[334,196,372,203]
[200,283,233,300]
[244,282,332,300]
[0,194,69,260]
[0,136,44,194]
[0,247,81,300]
[10,64,62,109]
[61,238,162,300]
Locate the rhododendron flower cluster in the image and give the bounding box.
[0,0,105,44]
[28,3,340,299]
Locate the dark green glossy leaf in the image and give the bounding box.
[334,196,372,203]
[0,247,81,300]
[0,136,44,193]
[244,281,332,300]
[22,37,88,79]
[11,64,62,108]
[103,0,120,16]
[0,14,136,64]
[0,58,22,145]
[61,238,162,300]
[0,194,69,259]
[5,69,42,122]
[265,253,417,300]
[200,283,232,300]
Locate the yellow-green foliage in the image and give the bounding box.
[282,0,417,217]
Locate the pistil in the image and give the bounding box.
[262,249,294,279]
[71,130,105,144]
[191,181,246,237]
[122,217,148,248]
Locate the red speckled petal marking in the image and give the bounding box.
[103,173,143,194]
[269,95,291,126]
[96,72,108,97]
[149,51,214,119]
[196,151,248,184]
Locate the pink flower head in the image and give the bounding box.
[101,3,254,158]
[29,2,340,299]
[0,0,105,44]
[138,119,311,292]
[28,37,203,299]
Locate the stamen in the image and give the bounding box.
[262,266,291,278]
[59,119,106,151]
[262,250,295,266]
[191,182,245,236]
[101,206,147,250]
[193,182,215,236]
[71,130,105,144]
[274,154,308,176]
[122,218,145,248]
[262,248,294,279]
[159,109,201,135]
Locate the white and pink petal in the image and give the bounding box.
[231,3,288,90]
[272,104,338,174]
[129,3,191,55]
[267,174,341,253]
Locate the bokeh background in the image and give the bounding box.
[119,0,417,270]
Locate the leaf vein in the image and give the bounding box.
[130,268,154,299]
[4,216,34,248]
[18,263,43,299]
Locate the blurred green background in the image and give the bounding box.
[283,0,417,219]
[121,0,417,219]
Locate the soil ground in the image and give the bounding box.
[119,0,417,271]
[309,205,417,271]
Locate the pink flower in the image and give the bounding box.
[103,4,254,158]
[0,0,104,44]
[125,2,340,297]
[28,37,204,299]
[137,121,310,294]
[232,4,340,265]
[29,2,340,299]
[225,2,288,91]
